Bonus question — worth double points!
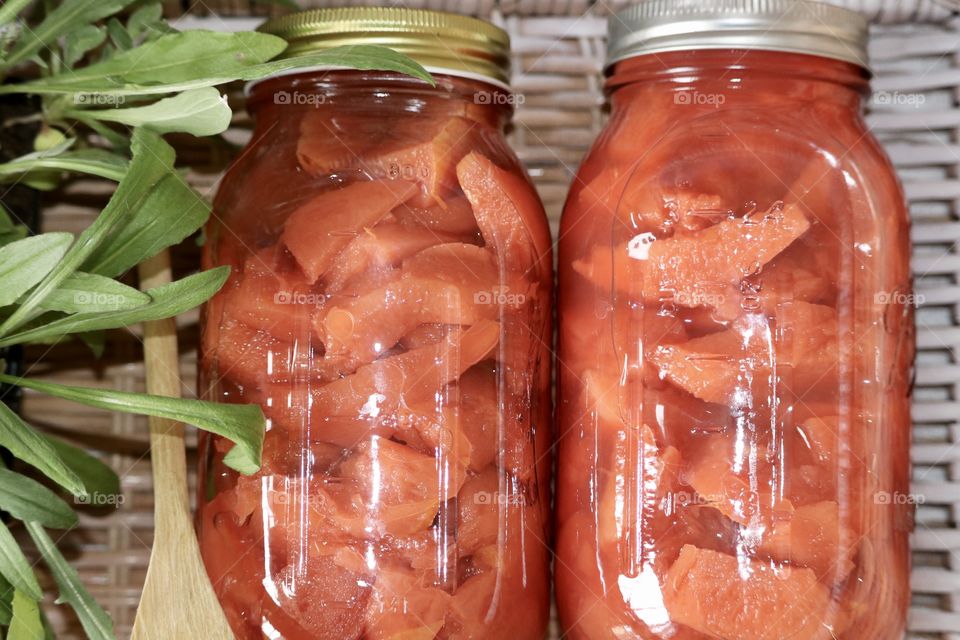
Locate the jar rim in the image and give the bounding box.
[258,7,512,88]
[606,0,870,73]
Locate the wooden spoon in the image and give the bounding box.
[131,250,233,640]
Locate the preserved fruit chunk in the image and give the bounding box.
[322,222,466,293]
[282,179,419,283]
[572,203,810,314]
[364,568,451,640]
[758,501,856,581]
[318,244,517,361]
[457,151,552,271]
[663,545,840,640]
[268,552,372,640]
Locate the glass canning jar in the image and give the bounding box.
[555,2,914,639]
[196,9,553,640]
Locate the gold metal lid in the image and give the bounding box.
[258,7,511,88]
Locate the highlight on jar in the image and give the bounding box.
[195,8,553,640]
[555,2,915,640]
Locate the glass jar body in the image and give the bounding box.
[555,50,913,640]
[197,70,553,640]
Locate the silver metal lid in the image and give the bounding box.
[607,0,870,71]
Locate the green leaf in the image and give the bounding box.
[70,87,231,136]
[106,17,132,51]
[26,522,114,640]
[0,469,77,529]
[0,520,40,602]
[8,589,43,640]
[43,435,120,501]
[0,208,27,247]
[0,233,73,307]
[0,149,127,183]
[0,267,229,347]
[3,0,138,68]
[4,38,434,96]
[0,573,13,626]
[239,45,435,86]
[2,31,287,96]
[0,128,173,336]
[62,24,107,68]
[0,0,32,28]
[85,174,210,278]
[76,331,106,358]
[0,403,85,497]
[36,272,151,314]
[126,4,163,40]
[0,374,265,475]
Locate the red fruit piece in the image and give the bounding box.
[397,364,500,475]
[220,244,319,341]
[573,203,810,314]
[758,501,856,581]
[796,415,839,465]
[649,329,762,405]
[318,244,516,362]
[322,221,465,293]
[364,567,451,640]
[684,434,790,528]
[643,203,810,308]
[663,545,842,640]
[650,301,837,404]
[775,301,840,396]
[198,492,264,636]
[341,436,464,535]
[262,321,500,447]
[456,151,552,275]
[394,194,480,237]
[578,168,728,235]
[266,552,372,640]
[282,179,419,283]
[456,467,502,556]
[214,319,354,390]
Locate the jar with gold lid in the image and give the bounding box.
[195,9,553,639]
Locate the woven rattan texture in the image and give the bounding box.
[20,1,960,637]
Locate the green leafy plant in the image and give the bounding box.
[0,1,431,635]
